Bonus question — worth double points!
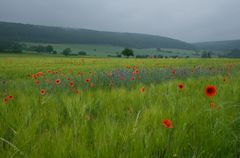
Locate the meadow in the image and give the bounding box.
[24,42,200,57]
[0,54,240,158]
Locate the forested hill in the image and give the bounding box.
[0,21,195,50]
[193,40,240,50]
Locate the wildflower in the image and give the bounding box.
[35,80,40,84]
[178,83,184,90]
[37,72,44,77]
[132,71,137,75]
[205,85,217,98]
[162,119,173,128]
[32,74,37,79]
[3,95,13,103]
[70,81,74,87]
[85,78,91,83]
[172,70,176,75]
[40,89,46,95]
[3,98,8,103]
[131,77,135,81]
[140,87,145,92]
[7,95,13,100]
[55,79,61,85]
[47,70,52,74]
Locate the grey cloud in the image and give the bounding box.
[0,0,240,42]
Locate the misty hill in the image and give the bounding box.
[0,21,195,50]
[193,40,240,50]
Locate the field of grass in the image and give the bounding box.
[0,54,240,157]
[24,42,198,57]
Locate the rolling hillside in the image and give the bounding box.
[0,21,195,50]
[193,40,240,50]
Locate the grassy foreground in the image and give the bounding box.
[0,55,240,158]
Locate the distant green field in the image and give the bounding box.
[24,42,199,57]
[1,55,240,157]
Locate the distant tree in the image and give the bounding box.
[116,52,121,57]
[225,49,240,58]
[35,45,46,53]
[121,48,134,58]
[53,50,57,54]
[78,51,87,55]
[46,45,54,54]
[0,41,24,53]
[201,51,212,58]
[62,48,71,56]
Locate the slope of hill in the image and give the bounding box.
[0,21,195,50]
[193,40,240,50]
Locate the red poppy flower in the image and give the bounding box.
[40,89,46,95]
[35,80,40,84]
[140,87,145,92]
[132,71,137,75]
[85,78,91,83]
[3,98,8,103]
[172,70,176,75]
[32,74,37,79]
[37,72,44,77]
[162,119,173,128]
[205,85,217,98]
[55,79,61,85]
[47,70,52,74]
[7,95,13,100]
[131,77,135,81]
[178,83,184,90]
[70,81,74,87]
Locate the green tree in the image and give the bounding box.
[0,41,24,53]
[201,51,212,58]
[78,51,87,55]
[53,50,57,54]
[62,48,71,56]
[46,45,54,54]
[121,48,134,58]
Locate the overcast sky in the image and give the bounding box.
[0,0,240,42]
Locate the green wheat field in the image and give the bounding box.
[0,54,240,158]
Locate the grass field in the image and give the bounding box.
[0,54,240,157]
[24,42,200,57]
